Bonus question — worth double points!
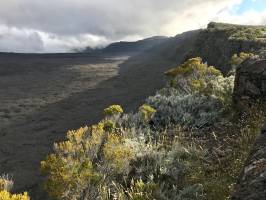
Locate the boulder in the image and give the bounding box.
[233,58,266,105]
[231,128,266,200]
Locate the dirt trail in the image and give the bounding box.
[0,53,175,199]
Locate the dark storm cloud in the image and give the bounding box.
[0,0,242,38]
[0,0,260,52]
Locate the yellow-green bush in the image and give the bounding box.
[165,57,221,78]
[138,104,156,122]
[41,119,143,199]
[0,191,29,200]
[164,57,223,95]
[230,52,254,67]
[0,177,13,192]
[41,125,104,199]
[103,133,135,174]
[229,27,266,42]
[164,57,234,108]
[103,120,116,132]
[104,105,123,116]
[0,176,30,200]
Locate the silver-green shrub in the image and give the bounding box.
[147,90,222,128]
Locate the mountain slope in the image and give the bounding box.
[83,36,168,55]
[187,22,266,73]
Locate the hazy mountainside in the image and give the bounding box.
[111,22,266,74]
[82,36,168,55]
[83,22,266,74]
[139,30,201,61]
[187,22,266,73]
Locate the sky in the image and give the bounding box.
[0,0,265,53]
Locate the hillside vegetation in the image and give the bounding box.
[188,22,266,73]
[208,22,266,42]
[39,54,266,200]
[0,175,29,200]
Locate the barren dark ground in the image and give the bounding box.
[0,52,176,199]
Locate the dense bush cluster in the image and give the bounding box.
[164,58,233,102]
[104,105,124,116]
[147,91,222,128]
[41,57,265,200]
[230,52,255,69]
[229,27,266,42]
[151,57,234,128]
[207,22,266,43]
[41,116,204,199]
[0,175,30,200]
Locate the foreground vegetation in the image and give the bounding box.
[1,53,263,199]
[38,55,266,200]
[0,175,29,200]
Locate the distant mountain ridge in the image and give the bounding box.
[83,22,266,73]
[82,36,168,55]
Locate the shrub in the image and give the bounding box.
[0,175,30,200]
[147,91,222,128]
[40,125,104,199]
[229,27,266,42]
[103,120,116,132]
[125,179,159,200]
[204,75,235,108]
[40,118,150,200]
[0,175,13,192]
[104,105,123,117]
[165,57,221,78]
[41,116,206,200]
[164,57,230,100]
[148,58,235,128]
[98,179,160,200]
[103,133,135,174]
[230,52,254,68]
[0,191,29,200]
[138,104,156,122]
[126,140,205,200]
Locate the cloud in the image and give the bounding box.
[38,32,109,53]
[214,8,266,26]
[0,25,110,53]
[0,25,44,53]
[0,0,265,53]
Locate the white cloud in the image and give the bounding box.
[0,0,265,53]
[0,25,110,53]
[0,25,43,53]
[214,8,266,26]
[38,32,109,53]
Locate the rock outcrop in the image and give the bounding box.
[231,128,266,200]
[188,22,266,73]
[233,58,266,104]
[232,54,266,199]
